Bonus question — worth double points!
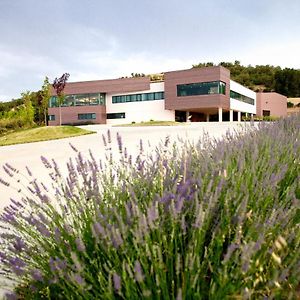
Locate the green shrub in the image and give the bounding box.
[0,115,300,299]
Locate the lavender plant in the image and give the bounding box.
[0,115,300,299]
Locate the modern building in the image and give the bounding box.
[48,66,286,125]
[256,92,287,117]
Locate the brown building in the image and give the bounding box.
[48,66,288,126]
[256,92,287,117]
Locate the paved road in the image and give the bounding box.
[0,122,253,296]
[0,122,252,211]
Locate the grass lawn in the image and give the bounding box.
[0,126,94,146]
[114,120,185,127]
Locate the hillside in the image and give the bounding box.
[193,61,300,97]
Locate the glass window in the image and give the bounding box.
[63,95,75,107]
[48,115,55,121]
[99,93,105,105]
[230,90,254,105]
[112,91,164,104]
[78,113,96,120]
[147,93,155,100]
[49,93,105,107]
[155,92,164,100]
[107,112,125,119]
[75,94,90,106]
[49,96,58,108]
[89,94,99,105]
[177,81,226,97]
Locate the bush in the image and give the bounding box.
[0,115,300,299]
[287,101,294,108]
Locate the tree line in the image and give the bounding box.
[193,61,300,97]
[0,77,51,135]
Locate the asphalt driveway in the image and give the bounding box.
[0,122,251,211]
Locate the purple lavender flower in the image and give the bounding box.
[93,222,105,237]
[223,243,239,263]
[116,132,123,153]
[112,229,123,249]
[9,257,26,276]
[40,156,52,168]
[31,269,43,282]
[69,143,79,152]
[54,227,61,242]
[147,203,158,225]
[73,273,85,286]
[25,166,33,176]
[13,237,25,252]
[4,292,17,300]
[75,237,86,252]
[134,260,144,282]
[102,134,107,147]
[0,177,10,187]
[3,165,14,177]
[36,223,51,238]
[164,135,170,148]
[10,199,24,209]
[1,211,16,224]
[5,163,18,173]
[0,251,7,262]
[113,272,121,292]
[107,129,112,144]
[139,139,144,154]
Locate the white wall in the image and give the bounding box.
[230,80,256,114]
[106,82,175,125]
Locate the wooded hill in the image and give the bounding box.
[193,61,300,97]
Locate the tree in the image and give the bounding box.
[20,91,35,126]
[52,73,70,126]
[41,77,51,125]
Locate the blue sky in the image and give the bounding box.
[0,0,300,101]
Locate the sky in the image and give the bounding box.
[0,0,300,101]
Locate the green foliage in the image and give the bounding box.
[0,115,300,299]
[131,73,146,77]
[274,68,300,97]
[0,99,23,114]
[20,91,35,126]
[193,61,300,96]
[287,101,294,108]
[41,77,51,125]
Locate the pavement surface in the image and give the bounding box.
[0,122,254,296]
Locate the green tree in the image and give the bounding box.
[41,77,51,125]
[20,91,35,126]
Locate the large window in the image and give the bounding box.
[49,93,105,108]
[78,113,96,120]
[112,92,164,104]
[107,113,125,119]
[177,81,226,97]
[48,115,55,121]
[230,91,254,105]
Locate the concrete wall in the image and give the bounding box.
[230,80,256,114]
[48,105,106,126]
[256,92,287,117]
[106,82,175,125]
